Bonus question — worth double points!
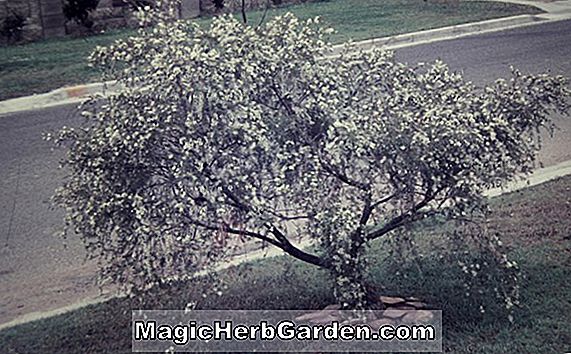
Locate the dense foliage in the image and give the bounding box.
[52,2,570,309]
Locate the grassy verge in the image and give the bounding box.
[0,0,542,101]
[1,176,570,353]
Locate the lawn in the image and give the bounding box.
[0,175,570,353]
[0,0,543,101]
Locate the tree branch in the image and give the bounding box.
[366,187,443,240]
[187,218,282,248]
[359,195,373,226]
[265,223,330,269]
[318,154,369,191]
[241,0,247,24]
[205,183,330,269]
[371,193,396,209]
[188,217,329,269]
[256,0,270,28]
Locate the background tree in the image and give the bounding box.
[212,0,225,9]
[52,4,570,309]
[0,7,27,44]
[63,0,100,29]
[210,0,276,24]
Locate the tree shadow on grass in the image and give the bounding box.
[1,240,568,353]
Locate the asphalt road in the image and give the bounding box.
[1,19,571,325]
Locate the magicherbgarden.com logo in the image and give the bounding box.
[131,310,442,352]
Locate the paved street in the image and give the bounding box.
[1,19,571,326]
[0,105,102,325]
[395,18,571,166]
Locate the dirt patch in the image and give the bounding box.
[488,175,571,247]
[0,261,109,326]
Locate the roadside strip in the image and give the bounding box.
[0,12,566,117]
[2,157,571,331]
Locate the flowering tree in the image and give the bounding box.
[53,4,569,308]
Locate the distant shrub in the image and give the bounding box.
[0,8,26,44]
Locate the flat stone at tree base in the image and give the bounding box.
[294,304,344,323]
[380,296,406,305]
[322,304,342,311]
[308,313,340,325]
[401,310,435,324]
[340,318,369,326]
[369,317,396,327]
[295,311,329,322]
[405,301,428,309]
[293,296,430,323]
[391,305,416,310]
[382,309,409,319]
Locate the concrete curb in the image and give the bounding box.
[1,158,571,331]
[486,159,571,197]
[328,13,548,56]
[0,81,120,116]
[0,11,567,116]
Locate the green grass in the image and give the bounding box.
[1,176,570,353]
[0,0,542,101]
